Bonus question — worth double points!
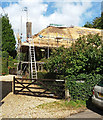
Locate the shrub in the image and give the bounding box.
[37,72,64,79]
[45,34,103,100]
[2,53,17,75]
[66,74,102,100]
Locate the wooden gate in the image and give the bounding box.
[13,77,65,98]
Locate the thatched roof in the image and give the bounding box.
[21,26,103,48]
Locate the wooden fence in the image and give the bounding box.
[13,77,66,99]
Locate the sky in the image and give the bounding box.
[0,0,102,42]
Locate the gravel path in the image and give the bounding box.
[1,92,70,118]
[1,92,86,119]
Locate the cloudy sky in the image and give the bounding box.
[0,0,102,42]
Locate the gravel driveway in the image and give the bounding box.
[0,75,71,118]
[1,92,62,118]
[0,75,85,119]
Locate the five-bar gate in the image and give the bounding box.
[13,77,65,99]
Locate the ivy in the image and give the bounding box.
[66,74,102,100]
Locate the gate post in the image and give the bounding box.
[65,79,70,101]
[12,76,15,94]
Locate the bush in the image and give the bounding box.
[2,53,17,75]
[37,72,64,79]
[37,72,47,79]
[44,34,103,100]
[8,56,18,68]
[66,74,102,100]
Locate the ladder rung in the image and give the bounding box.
[30,44,37,79]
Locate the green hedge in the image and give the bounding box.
[37,72,64,79]
[66,74,102,100]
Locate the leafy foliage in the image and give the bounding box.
[45,34,103,100]
[84,12,103,29]
[0,14,17,75]
[37,72,64,80]
[1,14,16,58]
[66,74,102,100]
[2,51,17,75]
[44,46,67,76]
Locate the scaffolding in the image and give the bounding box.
[16,33,73,78]
[16,25,102,78]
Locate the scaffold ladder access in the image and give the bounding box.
[29,41,37,79]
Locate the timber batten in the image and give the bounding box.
[21,26,103,49]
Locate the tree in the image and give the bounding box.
[84,12,103,29]
[45,34,103,76]
[45,34,103,100]
[45,46,67,76]
[1,14,16,58]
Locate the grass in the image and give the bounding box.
[36,100,86,111]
